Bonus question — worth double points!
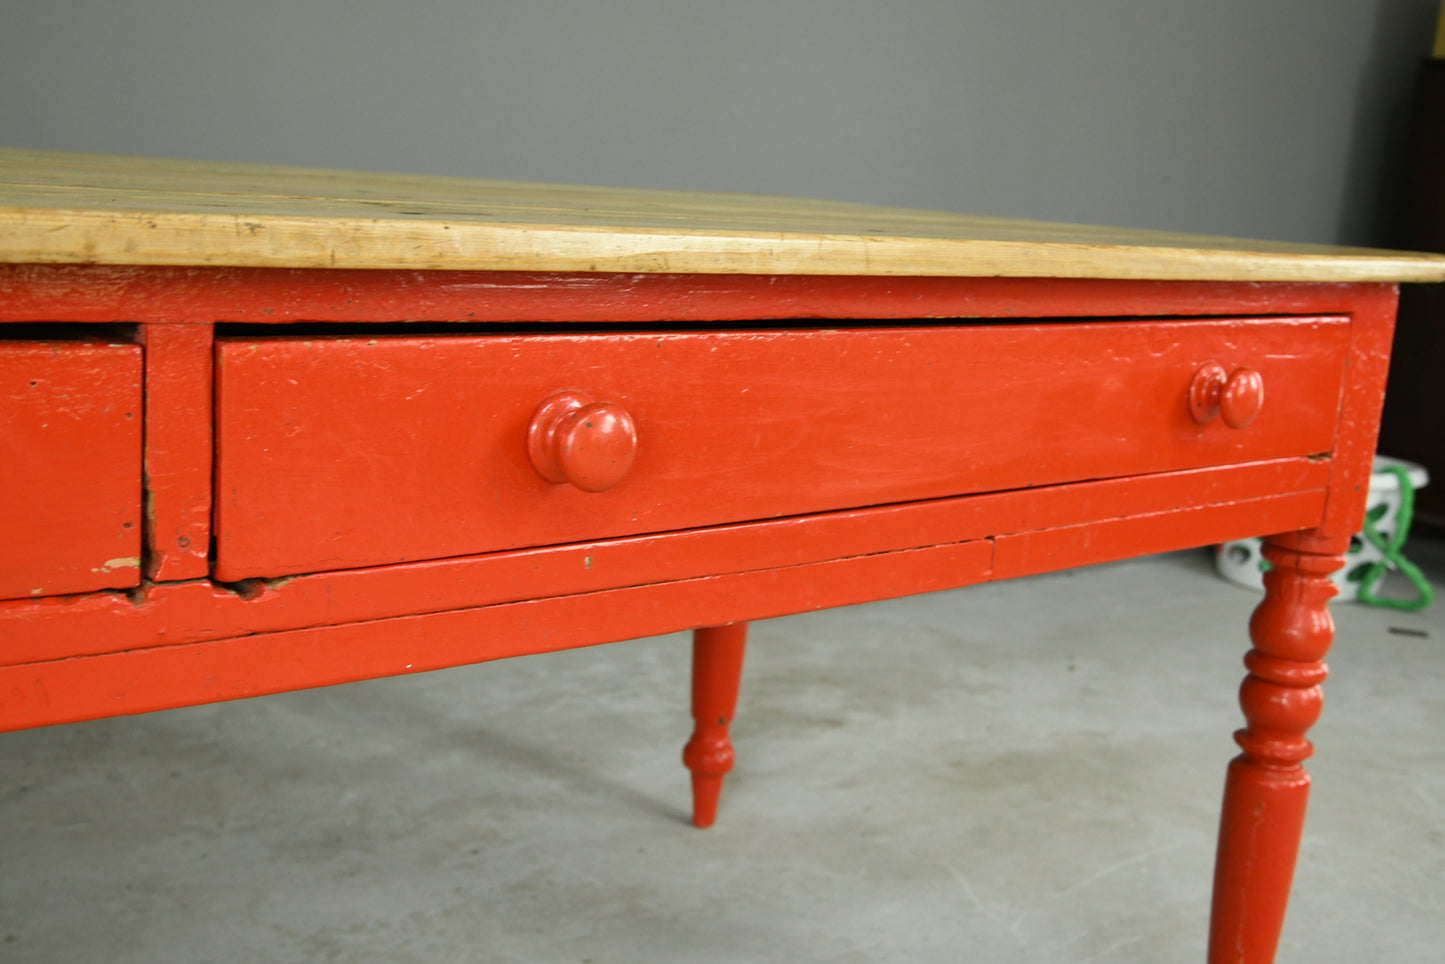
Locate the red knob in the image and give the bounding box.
[1188,362,1228,424]
[1189,363,1263,429]
[1219,367,1264,429]
[527,390,637,492]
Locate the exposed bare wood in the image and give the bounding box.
[4,148,1444,281]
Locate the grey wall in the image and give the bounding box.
[2,1,1439,245]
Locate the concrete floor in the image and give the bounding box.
[2,539,1442,964]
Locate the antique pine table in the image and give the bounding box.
[3,149,1444,962]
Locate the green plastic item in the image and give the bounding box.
[1354,464,1434,612]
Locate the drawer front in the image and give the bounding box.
[0,340,143,599]
[214,318,1349,579]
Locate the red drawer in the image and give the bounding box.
[0,338,143,599]
[214,318,1349,580]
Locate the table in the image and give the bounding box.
[3,149,1443,962]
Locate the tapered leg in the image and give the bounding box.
[682,622,748,828]
[1209,536,1345,963]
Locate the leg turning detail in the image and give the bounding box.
[1209,536,1345,963]
[682,622,748,828]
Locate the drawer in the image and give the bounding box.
[0,339,143,599]
[214,317,1350,580]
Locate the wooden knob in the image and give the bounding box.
[1219,367,1264,429]
[1189,363,1263,429]
[1188,362,1228,424]
[527,390,637,492]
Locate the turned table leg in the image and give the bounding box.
[683,622,748,828]
[1209,535,1345,963]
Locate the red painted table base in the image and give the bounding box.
[0,267,1401,964]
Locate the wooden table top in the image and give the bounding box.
[4,148,1445,282]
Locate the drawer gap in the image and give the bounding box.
[212,313,1324,339]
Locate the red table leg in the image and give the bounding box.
[1209,535,1345,963]
[683,622,748,828]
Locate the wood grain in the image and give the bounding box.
[4,149,1445,281]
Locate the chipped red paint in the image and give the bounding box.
[526,390,639,493]
[0,265,1402,964]
[0,338,143,598]
[210,319,1348,580]
[138,323,213,581]
[0,457,1330,665]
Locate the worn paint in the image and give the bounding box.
[0,245,1407,964]
[92,557,142,573]
[0,458,1330,666]
[212,319,1349,581]
[0,340,143,599]
[139,323,214,581]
